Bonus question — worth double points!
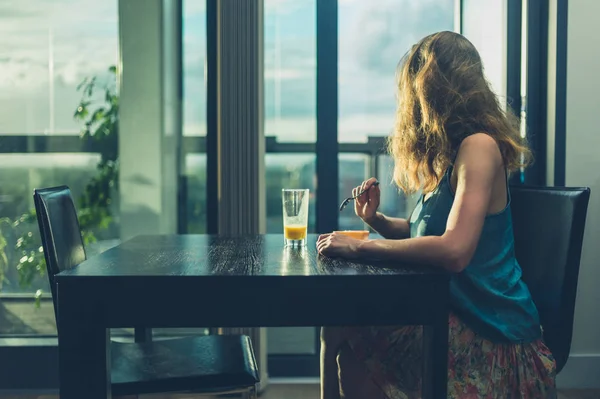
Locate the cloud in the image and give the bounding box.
[333,0,456,132]
[262,0,456,127]
[0,57,47,90]
[341,0,455,74]
[0,0,116,27]
[264,0,313,16]
[0,0,456,139]
[0,0,118,133]
[0,0,44,20]
[264,68,311,80]
[265,116,315,142]
[0,0,118,90]
[183,0,206,16]
[262,112,395,143]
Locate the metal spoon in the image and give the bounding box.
[339,181,380,211]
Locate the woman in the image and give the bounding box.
[317,31,556,398]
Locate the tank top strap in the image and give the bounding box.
[505,168,511,205]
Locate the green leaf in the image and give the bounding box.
[86,77,97,97]
[92,108,106,121]
[105,89,113,104]
[74,101,91,119]
[76,77,89,91]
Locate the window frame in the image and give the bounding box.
[522,0,549,186]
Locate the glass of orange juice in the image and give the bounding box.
[282,189,309,247]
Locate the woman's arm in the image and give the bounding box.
[361,134,501,272]
[352,177,411,239]
[318,133,503,273]
[365,213,410,239]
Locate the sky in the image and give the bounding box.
[0,0,456,142]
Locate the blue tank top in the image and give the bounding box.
[409,166,542,343]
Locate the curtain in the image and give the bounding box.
[211,0,268,391]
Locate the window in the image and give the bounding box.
[263,0,319,368]
[183,0,207,137]
[0,4,119,135]
[338,0,456,143]
[266,154,316,234]
[338,153,369,231]
[183,0,208,232]
[263,0,317,233]
[337,154,416,230]
[184,153,207,233]
[378,155,417,219]
[263,0,457,375]
[462,0,507,102]
[0,0,208,338]
[0,1,119,336]
[264,0,316,143]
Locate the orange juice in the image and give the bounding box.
[334,230,369,240]
[284,225,307,240]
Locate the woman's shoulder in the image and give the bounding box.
[455,133,504,171]
[459,133,502,155]
[452,133,508,215]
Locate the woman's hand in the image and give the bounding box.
[317,232,362,258]
[354,177,380,224]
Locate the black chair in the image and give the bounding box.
[34,186,259,397]
[510,185,591,373]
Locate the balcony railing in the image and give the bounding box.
[0,134,387,154]
[0,134,389,180]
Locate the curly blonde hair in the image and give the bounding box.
[388,31,531,194]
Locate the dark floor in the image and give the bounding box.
[0,384,599,398]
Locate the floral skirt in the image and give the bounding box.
[347,313,556,399]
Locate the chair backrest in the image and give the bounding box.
[33,186,87,319]
[510,185,590,373]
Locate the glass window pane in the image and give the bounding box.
[0,3,119,135]
[266,153,317,356]
[149,0,208,338]
[337,154,417,232]
[183,1,207,136]
[268,327,316,355]
[338,0,455,142]
[338,153,369,231]
[264,1,317,357]
[462,0,506,100]
[378,155,418,220]
[184,153,207,233]
[0,1,208,339]
[0,1,119,337]
[180,1,209,234]
[264,0,316,143]
[182,154,206,234]
[265,154,316,233]
[0,154,115,295]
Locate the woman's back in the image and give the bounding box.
[410,161,542,343]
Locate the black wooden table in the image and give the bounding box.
[55,234,450,399]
